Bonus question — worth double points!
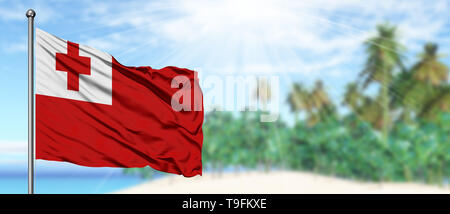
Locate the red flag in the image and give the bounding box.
[35,28,203,177]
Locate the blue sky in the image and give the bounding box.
[0,0,449,164]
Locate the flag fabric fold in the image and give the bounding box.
[35,28,203,177]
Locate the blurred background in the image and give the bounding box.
[0,0,449,193]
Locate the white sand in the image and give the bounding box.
[115,171,450,194]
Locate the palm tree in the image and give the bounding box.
[253,77,272,111]
[409,43,449,119]
[343,82,363,112]
[252,77,278,171]
[310,80,331,110]
[311,80,335,121]
[287,81,335,126]
[307,80,335,126]
[392,43,449,121]
[412,43,448,86]
[360,96,384,129]
[359,23,404,144]
[287,83,311,123]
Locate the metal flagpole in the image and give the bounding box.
[26,9,36,195]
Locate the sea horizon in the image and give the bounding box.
[0,161,148,194]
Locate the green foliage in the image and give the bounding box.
[391,42,450,121]
[202,111,450,184]
[124,23,449,185]
[202,110,289,171]
[286,80,336,126]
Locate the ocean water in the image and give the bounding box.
[0,175,145,194]
[0,161,147,194]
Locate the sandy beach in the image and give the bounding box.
[115,171,450,194]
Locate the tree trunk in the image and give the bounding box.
[381,68,390,147]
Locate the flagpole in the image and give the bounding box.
[26,9,36,195]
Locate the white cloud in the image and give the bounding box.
[0,140,27,155]
[1,0,443,80]
[3,41,27,53]
[0,140,27,163]
[75,0,449,77]
[0,0,59,23]
[0,6,23,21]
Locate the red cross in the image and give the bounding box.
[56,41,91,91]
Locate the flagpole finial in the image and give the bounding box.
[26,9,36,18]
